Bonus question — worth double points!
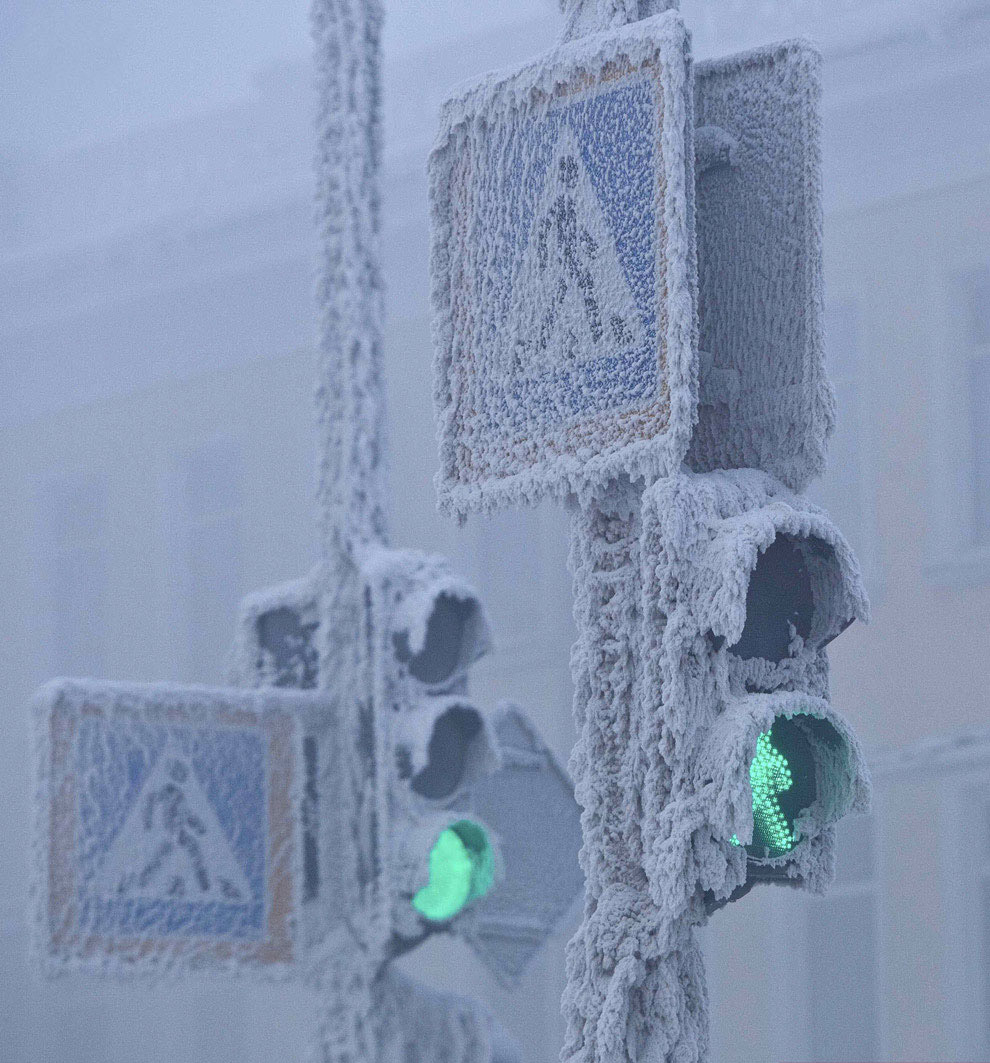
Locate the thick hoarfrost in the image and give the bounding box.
[430,9,698,518]
[558,0,680,41]
[560,470,871,1063]
[431,10,835,525]
[688,40,832,492]
[427,4,861,1055]
[309,0,393,1055]
[313,0,389,559]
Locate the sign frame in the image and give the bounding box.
[457,704,584,987]
[430,10,698,517]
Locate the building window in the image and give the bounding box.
[941,765,990,1060]
[805,812,882,1063]
[926,264,990,585]
[39,472,108,677]
[810,300,878,592]
[175,437,244,682]
[980,800,990,1054]
[966,267,990,546]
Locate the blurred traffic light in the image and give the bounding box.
[235,549,584,997]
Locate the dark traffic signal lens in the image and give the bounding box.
[394,593,485,686]
[730,536,814,662]
[410,705,484,800]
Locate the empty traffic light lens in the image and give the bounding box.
[730,536,814,661]
[412,820,494,922]
[411,705,484,800]
[394,593,487,686]
[732,716,816,858]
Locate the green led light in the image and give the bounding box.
[412,820,495,923]
[731,729,800,857]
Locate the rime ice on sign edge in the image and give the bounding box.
[430,11,698,518]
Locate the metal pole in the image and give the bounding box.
[312,0,388,559]
[554,7,708,1062]
[310,1,389,1058]
[562,484,711,1063]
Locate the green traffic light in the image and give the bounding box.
[732,716,816,858]
[749,731,797,854]
[412,820,495,922]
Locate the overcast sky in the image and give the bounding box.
[0,0,555,158]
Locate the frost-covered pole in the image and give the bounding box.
[562,486,711,1063]
[313,0,388,555]
[551,6,711,1063]
[310,0,389,1059]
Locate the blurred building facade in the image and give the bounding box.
[1,1,989,1060]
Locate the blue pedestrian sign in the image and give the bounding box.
[35,679,318,976]
[431,11,697,516]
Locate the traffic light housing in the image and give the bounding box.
[639,468,871,911]
[231,549,584,1028]
[361,548,582,976]
[360,549,496,943]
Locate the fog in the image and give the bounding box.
[2,1,989,1060]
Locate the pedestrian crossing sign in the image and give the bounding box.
[35,679,319,977]
[430,11,697,515]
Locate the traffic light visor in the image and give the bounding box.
[728,534,857,662]
[658,472,870,662]
[233,568,320,689]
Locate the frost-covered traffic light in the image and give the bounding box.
[363,548,502,951]
[426,0,872,1052]
[638,469,871,910]
[234,550,584,1051]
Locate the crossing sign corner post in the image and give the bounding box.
[430,8,699,517]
